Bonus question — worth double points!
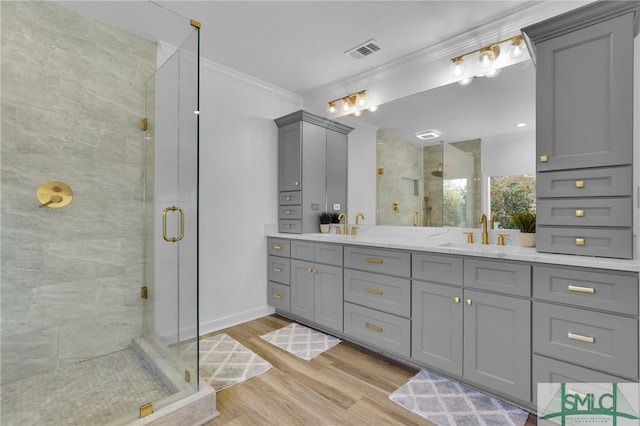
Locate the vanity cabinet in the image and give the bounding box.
[274,110,353,234]
[290,241,343,332]
[343,246,411,357]
[267,238,292,312]
[532,264,639,394]
[522,2,639,259]
[412,255,531,403]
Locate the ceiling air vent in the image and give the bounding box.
[345,39,382,59]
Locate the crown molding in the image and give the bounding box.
[307,1,594,99]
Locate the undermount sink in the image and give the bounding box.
[438,241,481,249]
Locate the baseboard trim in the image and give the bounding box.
[199,306,275,336]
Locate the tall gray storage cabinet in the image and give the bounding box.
[275,110,353,234]
[523,2,640,259]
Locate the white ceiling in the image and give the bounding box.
[60,0,545,95]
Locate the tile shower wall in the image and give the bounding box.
[377,130,421,225]
[1,1,155,384]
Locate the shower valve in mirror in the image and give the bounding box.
[392,202,399,213]
[36,181,73,208]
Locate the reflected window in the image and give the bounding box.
[489,175,536,229]
[443,178,467,227]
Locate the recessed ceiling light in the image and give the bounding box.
[415,130,441,140]
[515,122,527,128]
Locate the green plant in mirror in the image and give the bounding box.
[330,212,341,224]
[510,212,536,233]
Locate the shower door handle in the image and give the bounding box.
[162,206,185,242]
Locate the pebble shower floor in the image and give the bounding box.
[0,348,172,426]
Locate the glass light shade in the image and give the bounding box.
[342,100,351,111]
[353,109,363,117]
[328,103,336,113]
[450,58,465,77]
[478,47,496,69]
[458,76,474,86]
[368,105,378,112]
[357,93,367,106]
[484,68,501,78]
[508,37,526,59]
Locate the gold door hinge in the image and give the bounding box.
[185,370,191,383]
[377,167,384,175]
[190,19,201,29]
[139,118,148,131]
[139,402,153,418]
[141,286,148,299]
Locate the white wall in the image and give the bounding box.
[345,120,378,222]
[197,60,302,334]
[634,36,639,257]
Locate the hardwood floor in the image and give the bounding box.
[203,315,537,425]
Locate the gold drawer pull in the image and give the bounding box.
[365,323,383,333]
[575,238,585,246]
[286,224,292,229]
[365,288,383,296]
[568,332,595,344]
[365,257,383,264]
[273,245,282,251]
[285,196,292,201]
[453,296,460,303]
[540,155,548,162]
[294,181,299,186]
[575,210,584,217]
[465,299,472,306]
[273,293,283,299]
[273,267,282,273]
[575,180,584,188]
[285,210,291,215]
[568,284,595,294]
[307,268,317,274]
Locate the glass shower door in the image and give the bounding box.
[143,26,200,409]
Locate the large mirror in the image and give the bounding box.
[361,61,536,228]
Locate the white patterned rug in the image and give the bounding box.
[260,323,341,361]
[193,333,272,390]
[389,370,529,426]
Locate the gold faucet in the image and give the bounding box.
[490,213,498,230]
[479,213,489,245]
[355,212,365,225]
[338,212,349,235]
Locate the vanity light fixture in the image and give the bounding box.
[327,89,377,117]
[450,34,525,86]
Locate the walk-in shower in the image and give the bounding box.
[1,2,212,424]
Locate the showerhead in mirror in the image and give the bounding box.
[431,163,443,177]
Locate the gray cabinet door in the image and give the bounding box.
[290,260,315,321]
[535,13,633,171]
[412,281,463,376]
[314,264,343,332]
[278,122,302,192]
[463,289,531,403]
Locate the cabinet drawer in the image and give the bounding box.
[533,355,632,404]
[267,256,290,285]
[315,243,343,266]
[279,205,302,220]
[536,226,633,259]
[344,269,410,317]
[279,190,301,205]
[537,197,632,227]
[268,238,290,257]
[412,253,463,285]
[537,166,632,198]
[291,240,315,261]
[343,302,410,357]
[278,220,301,234]
[533,302,638,380]
[344,246,410,277]
[533,265,638,315]
[464,259,531,297]
[267,282,290,312]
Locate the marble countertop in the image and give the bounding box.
[267,226,640,273]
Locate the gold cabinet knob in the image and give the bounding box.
[285,196,291,201]
[575,238,585,246]
[285,224,292,229]
[273,293,283,300]
[465,299,472,306]
[539,155,548,162]
[575,180,584,188]
[285,210,291,215]
[294,181,299,186]
[453,296,460,303]
[575,210,584,217]
[273,267,282,273]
